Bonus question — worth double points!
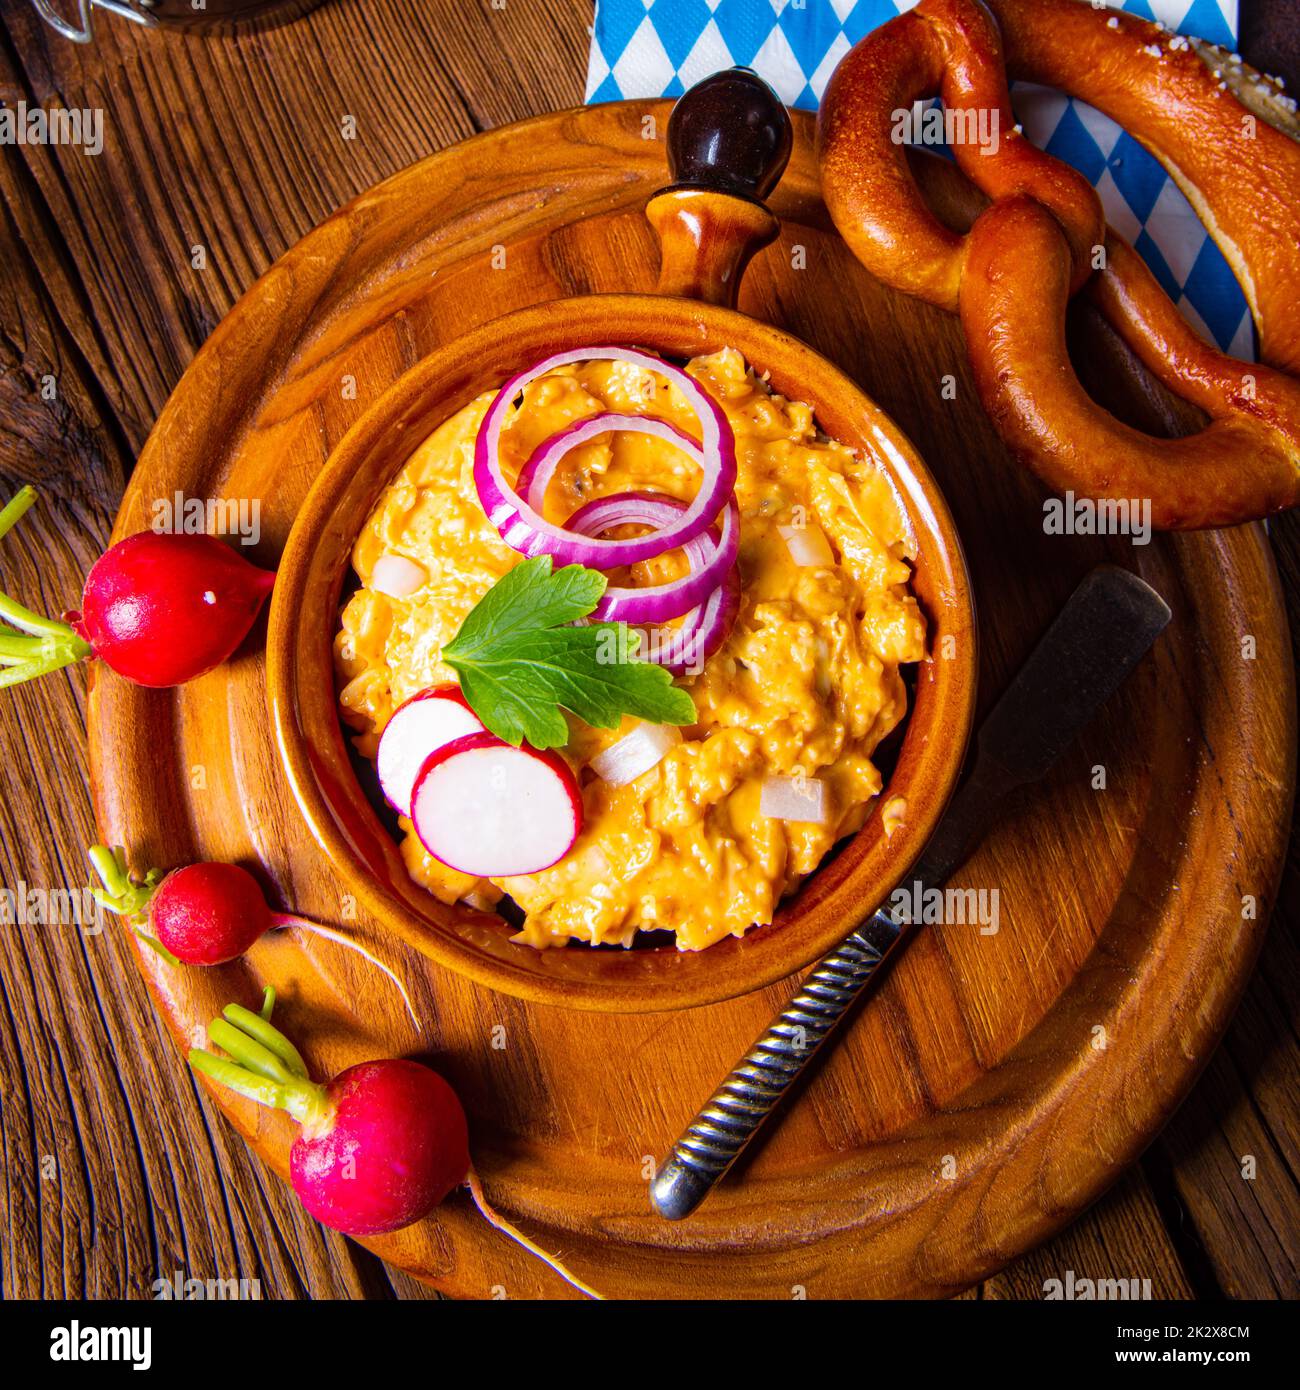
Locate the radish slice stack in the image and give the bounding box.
[377,685,484,813]
[377,684,584,879]
[474,348,742,670]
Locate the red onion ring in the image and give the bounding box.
[563,490,739,624]
[648,563,741,675]
[473,348,736,568]
[516,412,702,516]
[563,491,740,669]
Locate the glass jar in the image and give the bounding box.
[31,0,322,43]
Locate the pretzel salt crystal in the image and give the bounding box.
[817,0,1300,529]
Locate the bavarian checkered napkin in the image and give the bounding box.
[586,0,1250,357]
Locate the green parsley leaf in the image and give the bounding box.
[441,556,697,749]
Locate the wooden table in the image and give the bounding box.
[0,0,1295,1300]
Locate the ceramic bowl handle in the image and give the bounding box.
[646,68,793,307]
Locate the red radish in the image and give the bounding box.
[150,862,270,966]
[290,1059,468,1234]
[376,684,483,814]
[91,845,285,965]
[190,990,603,1296]
[0,487,274,691]
[88,844,419,1024]
[189,993,467,1235]
[411,732,583,876]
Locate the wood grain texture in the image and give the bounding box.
[83,103,1294,1298]
[0,0,1295,1300]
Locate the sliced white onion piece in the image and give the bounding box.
[778,523,834,568]
[589,722,682,788]
[563,489,739,624]
[760,774,828,824]
[881,796,908,840]
[473,347,736,568]
[370,553,428,598]
[461,887,500,913]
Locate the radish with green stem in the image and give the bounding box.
[0,486,275,690]
[190,989,603,1295]
[89,844,420,1026]
[190,988,466,1235]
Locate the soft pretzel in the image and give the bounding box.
[817,0,1300,529]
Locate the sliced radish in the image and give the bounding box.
[376,685,483,814]
[411,732,582,877]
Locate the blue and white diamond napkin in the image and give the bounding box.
[586,0,1250,357]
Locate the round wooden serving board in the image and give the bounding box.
[87,103,1295,1299]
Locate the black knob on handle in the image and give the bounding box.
[665,67,793,202]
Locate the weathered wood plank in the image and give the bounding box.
[0,0,595,1302]
[0,0,1294,1299]
[983,1170,1195,1300]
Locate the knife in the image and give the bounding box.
[650,564,1172,1221]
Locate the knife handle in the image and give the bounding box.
[650,909,904,1221]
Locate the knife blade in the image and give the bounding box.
[911,564,1173,889]
[650,564,1172,1221]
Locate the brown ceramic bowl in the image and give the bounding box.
[266,291,975,1012]
[265,74,976,1013]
